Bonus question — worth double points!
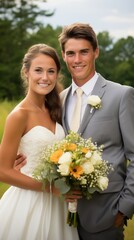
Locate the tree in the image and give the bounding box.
[0,2,133,100]
[96,32,134,87]
[96,31,114,79]
[108,36,134,87]
[0,0,54,100]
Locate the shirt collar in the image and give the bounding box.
[71,72,99,96]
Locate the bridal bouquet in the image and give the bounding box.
[33,131,113,227]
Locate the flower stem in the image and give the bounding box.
[66,211,78,227]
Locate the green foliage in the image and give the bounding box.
[124,217,134,240]
[0,182,10,198]
[0,0,54,100]
[0,100,18,141]
[96,33,134,87]
[96,31,114,78]
[0,1,133,100]
[111,37,134,87]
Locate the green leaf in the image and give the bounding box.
[54,179,70,194]
[87,187,99,193]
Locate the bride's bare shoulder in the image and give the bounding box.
[7,100,30,123]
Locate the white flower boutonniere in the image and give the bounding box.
[87,95,101,113]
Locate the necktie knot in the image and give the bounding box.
[76,88,83,97]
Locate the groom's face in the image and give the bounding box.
[62,38,99,86]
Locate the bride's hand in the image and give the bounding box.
[14,153,27,171]
[52,186,60,197]
[45,184,60,197]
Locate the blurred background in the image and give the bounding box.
[0,1,134,238]
[0,0,133,102]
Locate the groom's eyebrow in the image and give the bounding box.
[65,48,90,55]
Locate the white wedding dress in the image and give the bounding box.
[0,123,79,240]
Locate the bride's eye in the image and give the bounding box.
[48,69,56,74]
[35,68,42,73]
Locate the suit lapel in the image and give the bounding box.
[61,75,107,135]
[61,86,72,134]
[78,75,106,135]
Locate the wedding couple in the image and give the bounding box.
[0,23,134,240]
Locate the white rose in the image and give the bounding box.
[58,152,72,165]
[58,163,70,176]
[85,151,92,158]
[87,95,101,107]
[82,161,94,174]
[90,152,102,165]
[97,176,109,190]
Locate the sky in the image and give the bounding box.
[36,0,134,40]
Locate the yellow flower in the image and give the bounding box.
[70,165,84,178]
[63,143,77,151]
[33,131,113,228]
[81,147,89,153]
[50,149,63,163]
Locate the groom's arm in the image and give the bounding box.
[118,87,134,218]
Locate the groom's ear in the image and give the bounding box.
[62,51,66,62]
[95,48,99,60]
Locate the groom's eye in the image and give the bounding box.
[80,49,89,55]
[66,51,74,57]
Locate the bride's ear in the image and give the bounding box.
[24,70,29,82]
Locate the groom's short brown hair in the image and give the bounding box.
[58,22,98,52]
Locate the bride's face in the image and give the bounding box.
[26,53,58,96]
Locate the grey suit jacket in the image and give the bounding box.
[60,74,134,233]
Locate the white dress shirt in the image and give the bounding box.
[66,72,99,127]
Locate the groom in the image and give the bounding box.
[15,23,134,240]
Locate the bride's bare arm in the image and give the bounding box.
[0,110,43,192]
[0,145,26,170]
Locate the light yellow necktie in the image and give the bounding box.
[70,88,83,132]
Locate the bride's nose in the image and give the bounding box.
[41,71,48,80]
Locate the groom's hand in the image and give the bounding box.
[14,153,27,171]
[65,190,82,202]
[114,212,126,227]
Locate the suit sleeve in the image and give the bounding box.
[118,86,134,218]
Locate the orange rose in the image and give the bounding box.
[50,149,63,163]
[63,143,77,151]
[81,147,89,153]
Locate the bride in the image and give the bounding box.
[0,43,79,240]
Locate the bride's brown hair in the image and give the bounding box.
[21,43,63,124]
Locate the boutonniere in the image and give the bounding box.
[87,95,101,113]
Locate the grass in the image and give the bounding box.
[0,100,18,141]
[0,101,134,239]
[124,219,134,240]
[0,183,10,197]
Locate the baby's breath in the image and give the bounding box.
[33,131,113,193]
[33,131,113,227]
